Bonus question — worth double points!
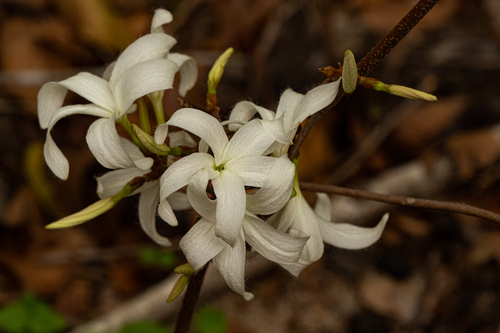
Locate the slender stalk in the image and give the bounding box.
[174,265,208,333]
[288,0,441,161]
[357,0,441,77]
[299,182,500,226]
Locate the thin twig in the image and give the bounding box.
[299,181,500,226]
[356,0,441,77]
[288,0,440,161]
[174,265,208,333]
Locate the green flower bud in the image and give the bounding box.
[342,50,358,94]
[132,124,171,156]
[207,48,234,95]
[167,274,190,303]
[373,81,437,101]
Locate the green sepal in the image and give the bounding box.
[132,124,171,156]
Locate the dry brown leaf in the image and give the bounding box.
[392,95,469,155]
[444,127,500,180]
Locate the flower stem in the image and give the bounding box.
[118,115,146,150]
[356,0,441,77]
[174,265,208,333]
[138,97,152,135]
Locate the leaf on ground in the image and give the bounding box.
[0,293,66,333]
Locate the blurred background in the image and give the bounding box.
[1,0,500,332]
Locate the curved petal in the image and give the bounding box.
[109,33,177,89]
[168,192,191,211]
[86,117,136,169]
[222,120,275,162]
[246,155,295,215]
[47,104,113,132]
[212,230,253,300]
[159,152,216,201]
[258,118,290,145]
[243,214,308,264]
[38,82,69,129]
[167,109,228,162]
[167,53,198,97]
[224,155,276,187]
[158,198,178,226]
[96,168,147,199]
[139,186,172,246]
[151,8,173,33]
[113,58,179,116]
[276,88,304,119]
[180,218,225,270]
[228,101,275,131]
[43,132,70,180]
[154,124,169,144]
[187,169,216,221]
[292,81,340,127]
[319,213,388,250]
[212,170,246,247]
[57,73,115,112]
[168,130,197,148]
[314,193,332,221]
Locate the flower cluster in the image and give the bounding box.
[38,9,387,300]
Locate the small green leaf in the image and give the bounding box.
[139,247,177,269]
[194,306,228,333]
[115,321,172,333]
[0,293,66,333]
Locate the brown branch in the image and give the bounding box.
[289,0,440,161]
[357,0,441,77]
[299,181,500,226]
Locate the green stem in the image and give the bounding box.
[118,115,146,150]
[150,92,166,125]
[138,97,152,135]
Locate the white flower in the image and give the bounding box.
[228,80,340,156]
[95,132,195,246]
[156,108,290,246]
[268,179,388,275]
[37,9,198,180]
[179,157,308,300]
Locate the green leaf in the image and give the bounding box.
[115,321,172,333]
[194,306,228,333]
[139,247,177,269]
[0,293,66,333]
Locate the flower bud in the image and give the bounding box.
[373,82,437,101]
[132,124,171,156]
[167,274,190,303]
[207,48,234,95]
[342,50,358,94]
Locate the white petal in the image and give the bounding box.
[168,192,192,210]
[187,169,216,221]
[276,88,304,119]
[43,132,70,180]
[314,193,332,221]
[139,186,172,246]
[279,257,311,277]
[167,53,198,97]
[86,117,136,169]
[167,109,228,162]
[113,58,179,116]
[198,139,209,153]
[224,155,276,187]
[212,230,253,300]
[38,82,68,129]
[96,168,147,199]
[222,120,275,162]
[319,213,388,250]
[109,33,177,89]
[168,130,197,148]
[258,118,290,145]
[179,218,225,270]
[154,124,169,144]
[228,101,275,131]
[212,170,246,247]
[246,155,295,215]
[243,214,308,264]
[158,198,178,226]
[292,81,340,127]
[57,73,116,112]
[47,104,113,132]
[159,152,216,201]
[151,8,173,33]
[102,61,116,81]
